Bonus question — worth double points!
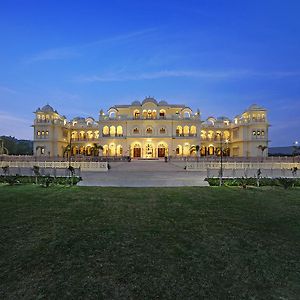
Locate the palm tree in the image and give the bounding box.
[93,143,103,157]
[257,145,268,162]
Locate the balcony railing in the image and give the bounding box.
[175,133,197,137]
[102,134,124,137]
[71,137,99,142]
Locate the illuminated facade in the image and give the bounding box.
[33,98,269,158]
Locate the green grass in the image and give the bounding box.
[1,185,300,299]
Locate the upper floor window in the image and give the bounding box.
[133,127,140,134]
[134,110,140,119]
[183,111,190,119]
[160,128,166,134]
[146,127,153,134]
[252,130,256,136]
[159,110,166,119]
[109,111,116,119]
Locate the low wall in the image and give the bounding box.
[0,161,108,172]
[184,162,300,178]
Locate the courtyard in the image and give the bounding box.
[1,185,300,299]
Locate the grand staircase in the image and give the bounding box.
[109,160,184,172]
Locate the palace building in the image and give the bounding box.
[33,97,269,158]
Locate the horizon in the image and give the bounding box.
[1,0,300,147]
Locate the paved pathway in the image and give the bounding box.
[78,160,209,187]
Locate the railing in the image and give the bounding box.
[102,134,124,137]
[71,137,100,142]
[100,115,200,121]
[0,160,108,171]
[175,133,197,137]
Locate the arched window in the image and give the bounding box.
[134,110,140,119]
[109,111,116,119]
[208,145,214,155]
[176,126,182,136]
[147,110,152,119]
[109,143,116,156]
[176,145,182,155]
[159,109,166,119]
[208,130,214,140]
[102,126,109,136]
[183,126,189,136]
[160,128,166,134]
[117,145,123,156]
[103,145,109,156]
[117,126,123,136]
[146,127,153,134]
[223,130,230,140]
[200,146,206,156]
[142,110,147,119]
[110,126,116,136]
[183,111,190,119]
[133,127,140,134]
[94,131,99,139]
[190,126,196,136]
[201,130,206,140]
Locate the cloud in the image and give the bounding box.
[25,28,157,64]
[25,47,81,63]
[77,69,300,83]
[0,85,18,94]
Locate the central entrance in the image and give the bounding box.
[157,143,167,158]
[145,143,153,158]
[158,147,165,157]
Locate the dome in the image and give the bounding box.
[72,117,85,122]
[217,116,230,122]
[158,100,168,106]
[131,100,141,106]
[41,104,54,112]
[142,97,158,105]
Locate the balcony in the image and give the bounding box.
[175,133,197,137]
[102,134,124,138]
[71,137,99,142]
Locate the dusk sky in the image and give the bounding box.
[0,0,300,146]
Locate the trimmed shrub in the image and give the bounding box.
[0,175,82,186]
[205,177,300,188]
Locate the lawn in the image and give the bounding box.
[1,185,300,299]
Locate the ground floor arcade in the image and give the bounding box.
[67,139,231,158]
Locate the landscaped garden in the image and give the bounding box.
[1,185,300,299]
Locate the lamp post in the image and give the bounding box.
[293,141,299,163]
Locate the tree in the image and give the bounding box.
[258,145,268,162]
[63,144,72,158]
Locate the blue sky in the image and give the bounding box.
[0,0,300,146]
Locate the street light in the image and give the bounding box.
[293,141,300,163]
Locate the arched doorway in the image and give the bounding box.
[157,143,168,157]
[133,143,141,158]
